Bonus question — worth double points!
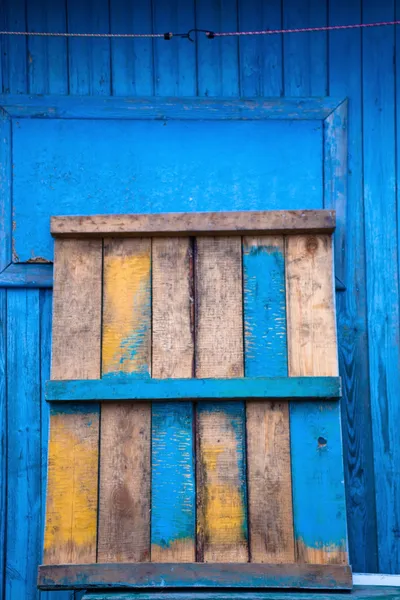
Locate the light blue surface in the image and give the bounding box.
[151,402,195,550]
[12,118,322,261]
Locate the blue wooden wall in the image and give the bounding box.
[0,0,399,597]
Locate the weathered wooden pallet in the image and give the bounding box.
[39,210,350,591]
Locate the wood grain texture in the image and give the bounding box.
[98,238,151,563]
[363,0,400,574]
[329,0,378,573]
[51,210,336,238]
[243,236,294,563]
[44,239,102,565]
[38,562,353,591]
[151,238,195,562]
[195,236,248,563]
[286,234,348,565]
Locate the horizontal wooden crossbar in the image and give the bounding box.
[38,563,352,591]
[45,377,342,402]
[51,210,336,238]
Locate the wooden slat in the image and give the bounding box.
[286,234,348,565]
[243,236,295,563]
[195,236,248,562]
[97,238,151,563]
[151,238,195,562]
[38,562,353,591]
[46,377,342,402]
[44,238,102,565]
[51,210,336,238]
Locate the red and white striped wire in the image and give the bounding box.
[0,20,399,38]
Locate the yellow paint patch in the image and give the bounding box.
[203,483,245,545]
[102,244,151,376]
[44,410,99,564]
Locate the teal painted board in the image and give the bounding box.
[26,0,68,95]
[6,290,41,600]
[1,0,27,94]
[67,0,111,96]
[12,118,323,261]
[0,264,53,288]
[110,0,153,96]
[362,0,399,574]
[290,401,348,560]
[80,589,400,600]
[329,0,378,573]
[46,377,342,402]
[0,291,6,600]
[0,112,11,270]
[153,0,196,96]
[151,403,195,557]
[283,0,328,96]
[238,0,283,97]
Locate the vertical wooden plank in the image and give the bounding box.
[286,234,348,565]
[329,0,378,573]
[2,0,27,94]
[40,290,73,600]
[196,0,240,96]
[195,236,248,563]
[27,0,68,95]
[109,0,153,96]
[151,238,195,562]
[6,290,41,600]
[363,0,399,574]
[98,238,151,563]
[238,0,283,97]
[0,291,6,600]
[44,239,102,565]
[243,236,294,564]
[283,0,327,96]
[153,0,196,96]
[67,0,111,96]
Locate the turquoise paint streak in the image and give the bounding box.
[243,243,288,377]
[290,401,347,551]
[151,402,195,548]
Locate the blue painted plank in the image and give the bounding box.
[362,0,399,574]
[40,290,73,600]
[6,290,41,600]
[196,0,239,96]
[109,0,153,96]
[0,264,53,288]
[67,0,111,96]
[0,94,344,120]
[238,0,283,96]
[243,236,294,562]
[0,291,6,600]
[0,112,11,271]
[2,0,27,94]
[12,118,323,261]
[37,562,353,590]
[329,0,378,573]
[283,0,328,96]
[153,0,196,96]
[46,376,342,402]
[151,403,195,559]
[26,0,68,95]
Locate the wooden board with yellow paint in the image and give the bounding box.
[42,211,350,591]
[98,238,151,562]
[44,238,102,565]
